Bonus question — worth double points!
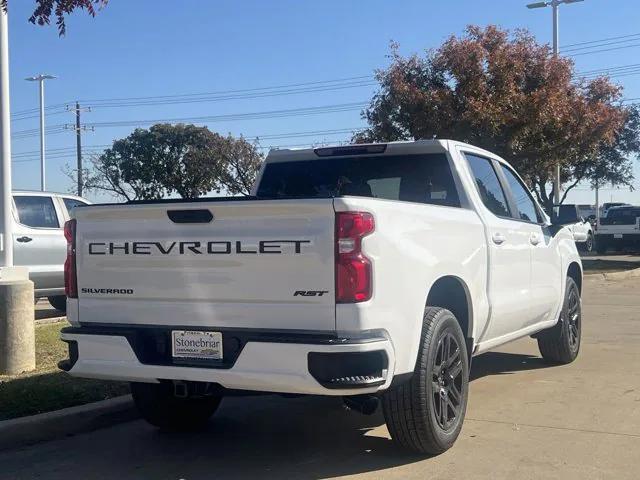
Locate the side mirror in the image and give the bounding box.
[551,205,580,226]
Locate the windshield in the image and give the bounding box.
[256,153,460,207]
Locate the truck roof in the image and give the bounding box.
[265,139,510,166]
[12,190,89,201]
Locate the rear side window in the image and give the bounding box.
[464,154,510,218]
[63,198,88,215]
[256,153,461,207]
[499,165,542,223]
[14,196,60,228]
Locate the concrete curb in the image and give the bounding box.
[584,266,640,280]
[34,316,67,325]
[0,395,138,451]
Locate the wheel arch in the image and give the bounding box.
[426,275,474,345]
[567,261,582,294]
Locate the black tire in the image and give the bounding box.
[537,277,581,364]
[381,307,469,455]
[584,232,594,253]
[48,295,67,313]
[131,382,222,431]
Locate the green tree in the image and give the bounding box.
[74,124,263,201]
[356,26,636,213]
[1,0,108,35]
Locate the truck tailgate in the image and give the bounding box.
[74,199,337,331]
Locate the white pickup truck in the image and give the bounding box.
[59,140,582,455]
[595,205,640,253]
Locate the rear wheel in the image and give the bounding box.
[48,295,67,313]
[131,381,222,431]
[381,307,469,455]
[537,277,581,364]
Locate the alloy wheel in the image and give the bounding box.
[431,332,464,430]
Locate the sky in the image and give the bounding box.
[6,0,640,205]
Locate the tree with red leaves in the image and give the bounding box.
[1,0,107,35]
[356,26,638,213]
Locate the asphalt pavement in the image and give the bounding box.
[2,274,639,479]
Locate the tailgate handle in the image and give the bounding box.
[167,209,213,224]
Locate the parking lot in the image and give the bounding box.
[1,273,639,480]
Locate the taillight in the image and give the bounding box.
[335,212,374,303]
[64,219,78,298]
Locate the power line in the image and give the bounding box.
[82,102,368,129]
[79,75,372,104]
[561,32,640,49]
[10,127,365,163]
[567,43,640,57]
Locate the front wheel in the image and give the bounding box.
[584,232,594,253]
[382,307,469,455]
[131,382,222,431]
[537,277,581,364]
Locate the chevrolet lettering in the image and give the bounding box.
[87,240,311,255]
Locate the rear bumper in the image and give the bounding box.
[60,326,396,396]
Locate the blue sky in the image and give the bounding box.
[7,0,640,204]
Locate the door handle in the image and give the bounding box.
[492,232,506,245]
[16,236,32,243]
[530,233,541,246]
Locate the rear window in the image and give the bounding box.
[256,153,460,207]
[601,208,640,225]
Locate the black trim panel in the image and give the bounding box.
[62,325,387,370]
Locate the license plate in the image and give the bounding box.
[614,233,623,239]
[172,330,223,360]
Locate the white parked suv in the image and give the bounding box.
[12,190,90,311]
[59,140,582,454]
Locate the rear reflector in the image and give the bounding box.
[335,212,374,303]
[64,219,78,298]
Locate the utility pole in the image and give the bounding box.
[594,179,600,225]
[25,74,56,191]
[66,103,92,197]
[75,102,83,196]
[0,6,35,375]
[526,0,585,205]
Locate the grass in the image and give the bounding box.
[0,321,129,421]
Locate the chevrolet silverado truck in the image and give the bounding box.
[59,140,583,455]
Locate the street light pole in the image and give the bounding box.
[0,5,36,376]
[0,6,13,267]
[526,0,584,205]
[25,74,56,192]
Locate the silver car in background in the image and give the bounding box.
[12,190,91,312]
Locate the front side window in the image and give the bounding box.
[256,153,461,207]
[464,154,510,217]
[14,196,60,228]
[499,165,542,223]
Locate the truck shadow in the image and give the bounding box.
[470,351,550,382]
[76,351,552,479]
